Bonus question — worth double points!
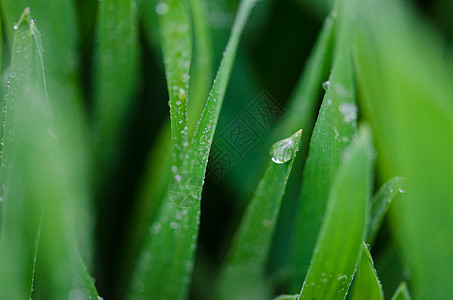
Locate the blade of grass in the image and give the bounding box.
[217,130,302,300]
[0,9,34,298]
[93,0,139,171]
[367,177,404,244]
[353,0,453,297]
[273,295,299,300]
[298,125,374,299]
[350,243,384,300]
[290,7,357,287]
[391,282,411,300]
[188,0,213,132]
[127,0,259,298]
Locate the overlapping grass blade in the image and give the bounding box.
[290,5,357,287]
[367,177,404,244]
[127,1,259,298]
[353,0,453,297]
[93,0,139,170]
[217,130,302,300]
[391,282,411,300]
[350,243,383,300]
[298,125,374,299]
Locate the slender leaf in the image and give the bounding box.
[367,176,404,244]
[217,130,302,300]
[353,0,453,297]
[350,243,384,300]
[127,1,259,298]
[93,0,139,169]
[391,282,411,300]
[298,125,374,299]
[290,6,357,287]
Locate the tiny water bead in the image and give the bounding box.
[338,103,358,123]
[322,80,330,91]
[155,2,169,15]
[270,129,303,164]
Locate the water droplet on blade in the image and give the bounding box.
[270,129,302,164]
[322,80,330,91]
[155,2,169,15]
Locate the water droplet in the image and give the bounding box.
[13,23,18,30]
[175,175,182,181]
[270,129,303,164]
[171,165,178,173]
[322,80,330,90]
[398,188,405,193]
[155,2,169,15]
[170,221,178,229]
[338,103,358,122]
[9,72,16,78]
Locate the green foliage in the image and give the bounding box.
[0,0,452,299]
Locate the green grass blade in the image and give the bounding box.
[290,34,357,290]
[273,295,298,300]
[93,0,139,169]
[353,0,453,297]
[127,1,259,299]
[217,130,302,300]
[391,282,411,300]
[0,9,34,298]
[350,243,384,300]
[367,177,404,244]
[298,125,374,299]
[158,0,192,161]
[188,0,213,131]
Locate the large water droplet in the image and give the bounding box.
[270,129,303,164]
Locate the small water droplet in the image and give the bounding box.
[322,80,330,90]
[270,129,303,164]
[398,188,405,193]
[13,23,18,30]
[338,103,358,122]
[178,88,186,101]
[175,175,182,181]
[9,72,16,78]
[170,221,178,229]
[155,2,169,15]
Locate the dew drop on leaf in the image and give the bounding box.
[270,129,302,164]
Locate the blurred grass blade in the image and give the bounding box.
[353,0,453,297]
[93,0,139,169]
[127,1,259,299]
[188,0,213,131]
[367,177,404,244]
[0,8,34,299]
[217,130,302,300]
[391,282,411,300]
[350,243,384,300]
[0,9,99,298]
[299,125,374,299]
[290,30,357,290]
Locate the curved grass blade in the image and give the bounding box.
[298,125,374,299]
[367,176,405,244]
[93,0,139,170]
[217,130,302,300]
[127,1,259,299]
[350,243,384,300]
[290,31,357,290]
[391,282,411,300]
[353,0,453,297]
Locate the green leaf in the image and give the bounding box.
[93,0,139,169]
[391,282,411,300]
[367,177,405,244]
[217,130,302,300]
[290,17,357,289]
[298,125,374,299]
[353,0,453,297]
[350,243,384,300]
[127,1,259,299]
[273,295,299,300]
